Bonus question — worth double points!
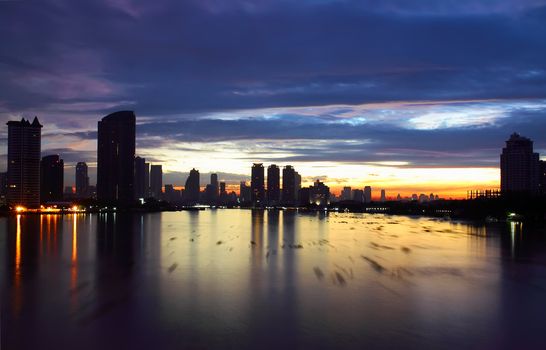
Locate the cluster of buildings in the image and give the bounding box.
[0,112,237,209]
[239,163,330,207]
[1,112,543,211]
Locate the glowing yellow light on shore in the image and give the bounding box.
[72,206,79,212]
[15,206,26,213]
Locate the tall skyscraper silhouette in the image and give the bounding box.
[97,111,136,204]
[134,156,147,198]
[6,117,42,208]
[75,162,89,197]
[341,186,352,201]
[185,168,200,204]
[380,189,386,202]
[240,181,251,204]
[251,163,265,205]
[40,155,64,202]
[364,186,372,203]
[295,171,301,202]
[144,162,150,197]
[282,165,296,205]
[501,133,540,194]
[267,164,280,204]
[210,173,219,198]
[150,165,163,199]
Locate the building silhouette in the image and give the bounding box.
[364,186,372,203]
[97,111,136,204]
[150,165,163,199]
[352,189,364,202]
[40,155,64,202]
[282,165,296,205]
[240,181,251,204]
[144,162,150,197]
[134,157,147,198]
[500,133,540,194]
[300,180,330,206]
[341,186,352,201]
[6,117,42,208]
[75,162,89,198]
[267,164,280,204]
[251,163,265,205]
[185,168,200,204]
[380,189,386,202]
[540,160,546,194]
[0,172,7,204]
[295,171,301,202]
[211,173,219,199]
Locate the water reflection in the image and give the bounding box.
[1,211,546,349]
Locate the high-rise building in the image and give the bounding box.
[267,164,280,204]
[185,168,200,204]
[211,173,219,198]
[341,186,352,201]
[150,165,163,199]
[352,189,364,202]
[240,181,251,204]
[134,156,147,199]
[40,155,64,203]
[0,172,7,203]
[251,163,265,205]
[500,133,540,194]
[75,162,89,198]
[97,111,136,203]
[380,189,386,202]
[282,165,296,205]
[144,162,150,197]
[540,160,546,194]
[364,186,372,203]
[295,171,301,202]
[7,117,42,208]
[310,180,330,206]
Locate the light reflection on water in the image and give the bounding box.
[1,210,546,349]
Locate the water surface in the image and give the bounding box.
[2,210,546,349]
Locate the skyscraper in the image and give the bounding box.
[144,162,150,197]
[240,181,251,204]
[184,168,201,204]
[310,180,330,206]
[267,164,280,204]
[352,189,364,202]
[251,163,265,205]
[6,117,42,208]
[211,173,219,198]
[380,189,386,202]
[97,111,136,204]
[185,168,200,204]
[40,155,64,202]
[75,162,89,198]
[364,186,372,203]
[295,171,301,202]
[150,165,163,199]
[500,133,540,194]
[341,186,352,201]
[282,165,296,205]
[134,156,147,198]
[0,172,7,202]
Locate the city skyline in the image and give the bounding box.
[3,113,545,203]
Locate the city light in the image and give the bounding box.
[15,206,26,213]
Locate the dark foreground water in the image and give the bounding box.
[2,210,546,349]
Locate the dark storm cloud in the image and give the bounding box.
[1,0,546,114]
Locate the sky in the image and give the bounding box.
[1,0,546,198]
